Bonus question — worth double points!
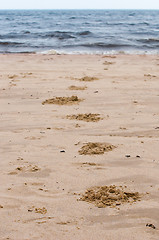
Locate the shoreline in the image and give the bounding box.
[1,51,159,56]
[0,53,159,239]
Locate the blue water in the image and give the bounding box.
[0,10,159,54]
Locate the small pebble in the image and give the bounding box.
[146,223,156,229]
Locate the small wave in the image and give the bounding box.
[80,43,130,48]
[77,31,92,36]
[69,17,76,19]
[0,32,31,39]
[0,41,22,46]
[140,22,149,26]
[0,33,19,39]
[138,38,159,44]
[106,22,123,26]
[23,31,31,34]
[44,31,75,39]
[129,13,135,16]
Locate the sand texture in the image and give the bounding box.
[78,142,116,155]
[42,95,82,105]
[66,113,102,122]
[80,185,140,208]
[73,76,99,82]
[0,53,159,239]
[68,85,87,90]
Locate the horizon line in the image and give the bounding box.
[0,8,159,10]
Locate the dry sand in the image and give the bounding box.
[0,53,159,239]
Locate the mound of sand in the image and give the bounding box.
[80,185,140,208]
[16,165,40,173]
[82,162,98,166]
[78,76,99,81]
[79,142,116,155]
[9,165,40,175]
[103,61,115,65]
[66,113,102,122]
[28,206,47,214]
[68,85,87,90]
[42,96,82,105]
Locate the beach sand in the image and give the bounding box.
[0,53,159,239]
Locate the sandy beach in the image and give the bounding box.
[0,53,159,240]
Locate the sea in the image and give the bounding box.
[0,9,159,54]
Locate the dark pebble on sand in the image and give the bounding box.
[146,223,156,229]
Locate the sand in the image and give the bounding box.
[68,85,87,90]
[0,53,159,239]
[80,185,140,208]
[66,113,102,122]
[78,142,116,155]
[42,95,82,105]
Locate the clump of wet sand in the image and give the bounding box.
[76,76,99,82]
[79,142,116,155]
[103,61,115,65]
[28,206,47,214]
[80,185,140,208]
[68,85,87,90]
[42,95,83,105]
[102,55,116,59]
[82,162,99,166]
[16,165,40,172]
[66,113,102,122]
[9,165,41,175]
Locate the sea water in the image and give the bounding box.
[0,9,159,54]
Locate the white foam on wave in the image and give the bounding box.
[38,49,63,55]
[37,48,159,55]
